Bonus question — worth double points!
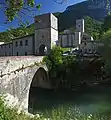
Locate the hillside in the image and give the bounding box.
[58,0,108,31]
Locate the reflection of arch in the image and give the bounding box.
[39,44,46,55]
[28,67,49,113]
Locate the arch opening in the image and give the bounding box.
[39,44,47,56]
[28,67,50,113]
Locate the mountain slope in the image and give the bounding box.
[58,0,107,31]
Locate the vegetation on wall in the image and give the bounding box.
[43,46,105,89]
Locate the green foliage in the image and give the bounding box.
[1,0,41,22]
[0,97,33,120]
[36,4,41,10]
[43,46,104,88]
[58,0,105,32]
[100,29,111,75]
[102,15,111,32]
[0,24,34,43]
[42,105,111,120]
[84,16,102,40]
[43,46,63,79]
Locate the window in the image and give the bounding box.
[84,42,86,46]
[85,49,87,53]
[20,41,22,46]
[42,35,44,38]
[25,40,28,46]
[25,52,27,56]
[17,52,18,56]
[84,37,87,40]
[80,49,82,52]
[93,49,96,53]
[42,76,45,80]
[16,41,18,46]
[9,44,10,48]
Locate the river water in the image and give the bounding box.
[29,85,111,114]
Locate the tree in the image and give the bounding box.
[0,0,67,22]
[100,29,111,76]
[84,16,102,40]
[1,0,110,22]
[102,15,111,32]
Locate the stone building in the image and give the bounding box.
[58,19,85,48]
[76,19,84,33]
[58,18,103,54]
[0,13,58,56]
[59,32,81,48]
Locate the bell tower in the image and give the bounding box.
[34,13,58,55]
[76,19,85,33]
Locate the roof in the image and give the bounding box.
[11,33,34,41]
[59,33,75,35]
[0,33,34,46]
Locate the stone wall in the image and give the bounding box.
[0,56,51,112]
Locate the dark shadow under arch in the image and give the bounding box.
[28,67,49,113]
[39,44,46,56]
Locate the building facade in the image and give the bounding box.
[0,13,58,56]
[59,32,81,48]
[58,18,103,54]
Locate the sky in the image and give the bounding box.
[0,0,86,32]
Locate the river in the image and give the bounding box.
[29,85,111,114]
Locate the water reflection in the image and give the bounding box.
[28,85,111,114]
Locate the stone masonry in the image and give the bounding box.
[0,56,51,112]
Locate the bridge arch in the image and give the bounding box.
[27,67,51,113]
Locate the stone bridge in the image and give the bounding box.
[0,56,51,112]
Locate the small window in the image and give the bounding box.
[79,24,80,27]
[84,37,87,40]
[43,76,44,80]
[9,44,10,48]
[25,40,28,46]
[25,52,27,56]
[93,49,95,52]
[1,46,2,48]
[85,49,87,53]
[89,49,91,52]
[20,41,22,46]
[80,49,82,52]
[84,42,86,46]
[17,52,18,56]
[42,35,44,38]
[16,41,18,46]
